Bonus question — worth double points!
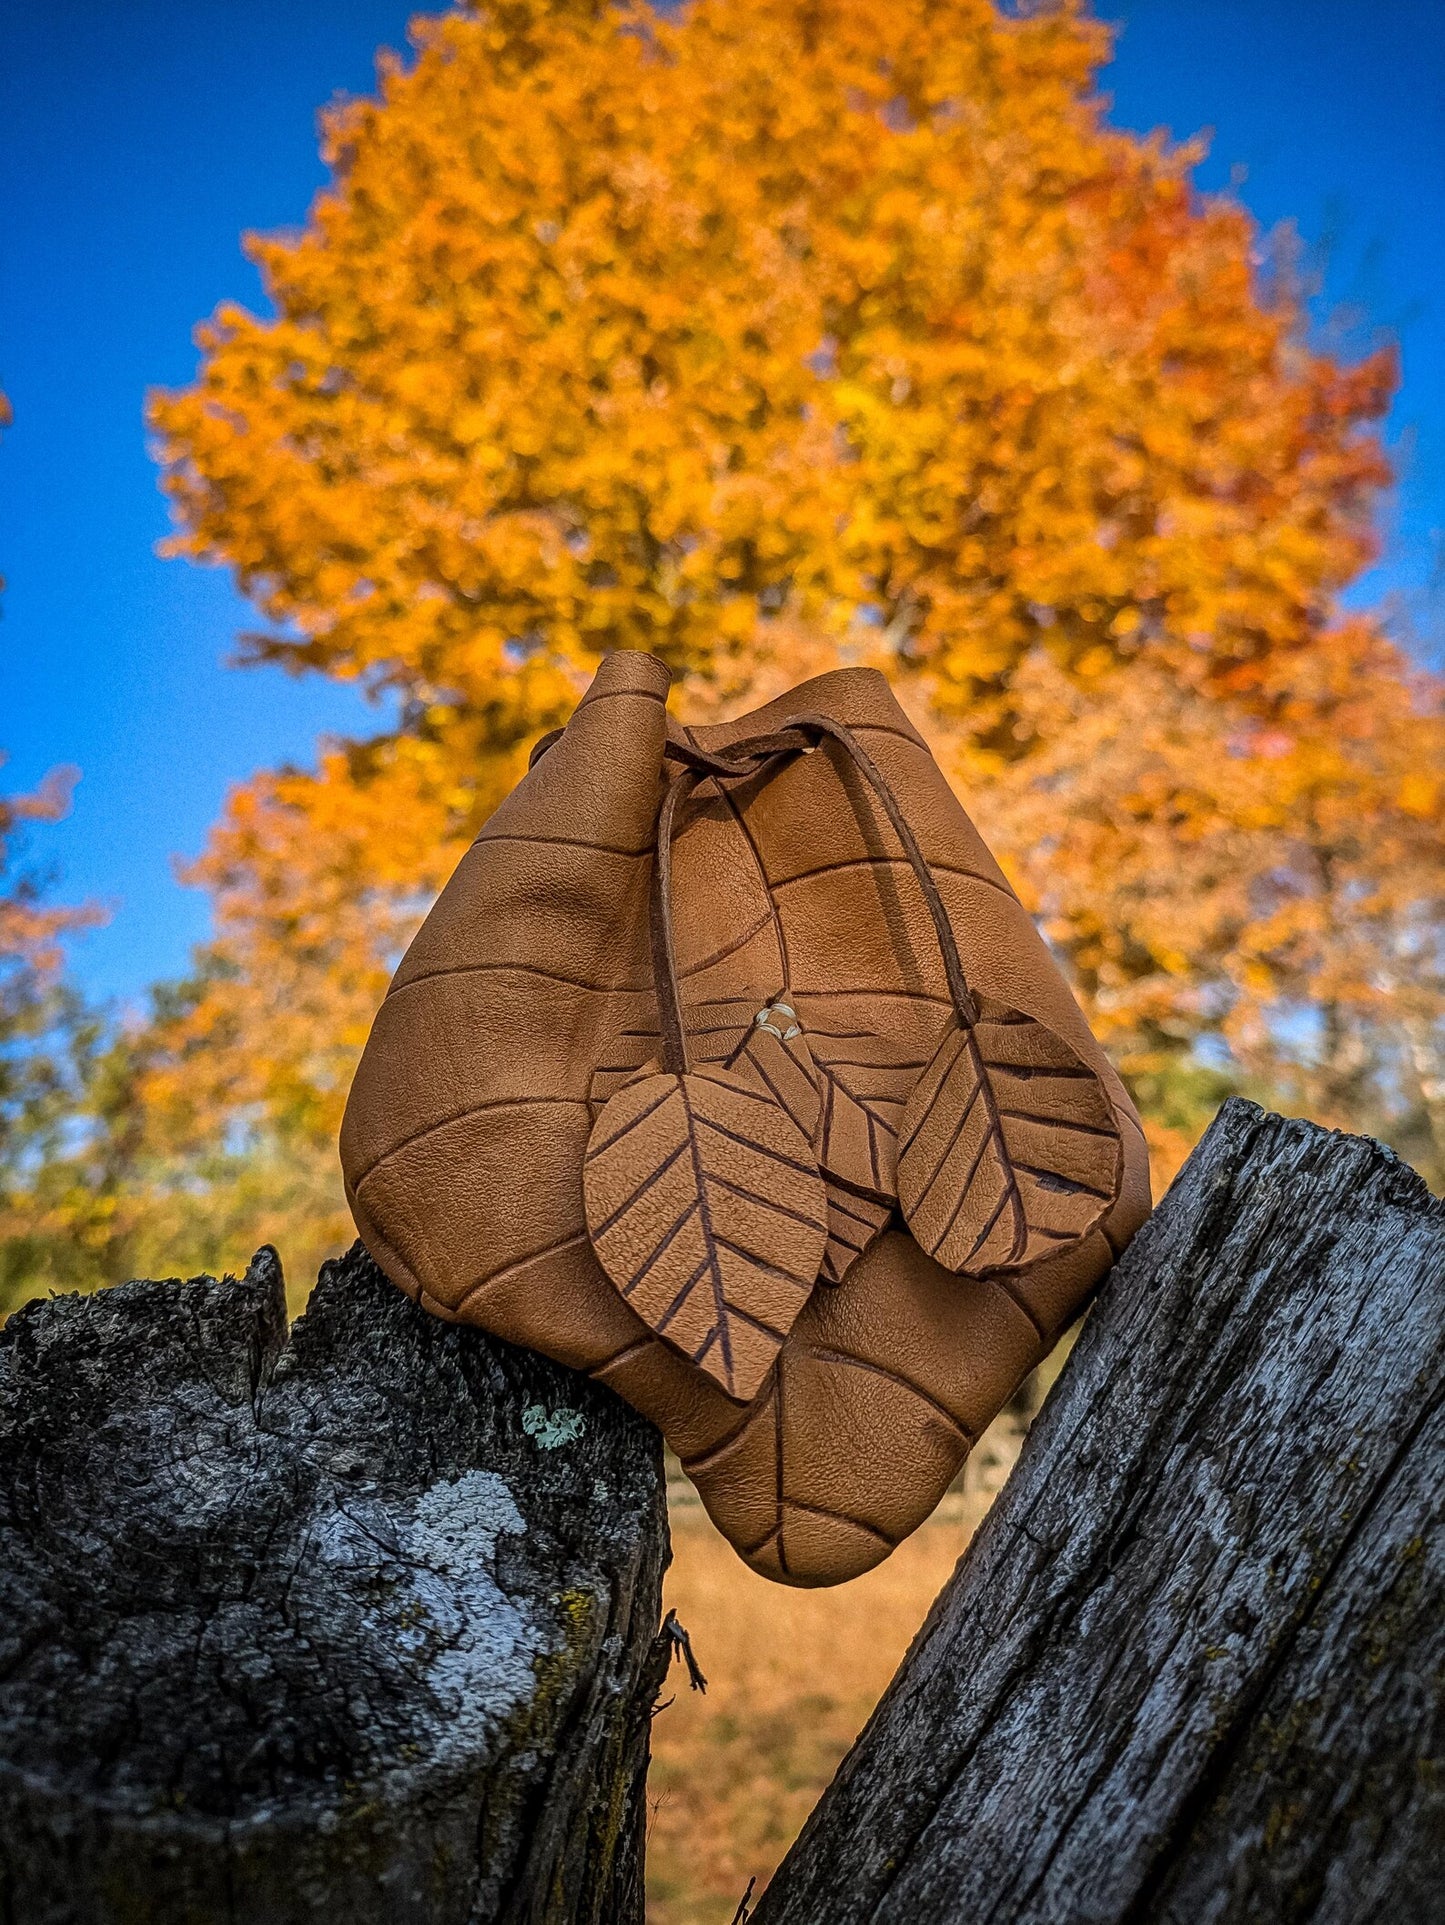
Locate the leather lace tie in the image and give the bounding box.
[653,715,979,1077]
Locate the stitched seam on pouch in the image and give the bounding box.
[455,1230,592,1312]
[770,853,1018,902]
[470,830,654,857]
[388,959,652,997]
[800,1346,977,1442]
[351,1094,591,1192]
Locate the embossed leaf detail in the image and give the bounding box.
[896,998,1122,1275]
[591,996,920,1287]
[587,997,757,1118]
[725,1005,821,1142]
[724,1009,896,1287]
[583,1064,829,1401]
[792,1006,939,1206]
[816,1189,894,1285]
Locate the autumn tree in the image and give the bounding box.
[0,765,91,1162]
[934,624,1445,1185]
[0,384,350,1309]
[0,752,361,1310]
[123,0,1439,1291]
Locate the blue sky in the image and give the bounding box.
[2,0,1442,1006]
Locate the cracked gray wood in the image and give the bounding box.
[0,1243,669,1925]
[756,1099,1445,1925]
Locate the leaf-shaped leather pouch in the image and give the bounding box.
[340,651,1153,1585]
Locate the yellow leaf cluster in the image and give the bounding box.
[151,0,1392,735]
[930,619,1445,1184]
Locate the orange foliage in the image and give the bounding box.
[142,748,458,1151]
[129,0,1438,1285]
[154,0,1390,728]
[930,622,1445,1180]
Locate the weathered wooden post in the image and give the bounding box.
[0,1244,669,1925]
[756,1100,1445,1924]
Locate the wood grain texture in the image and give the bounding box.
[756,1100,1445,1923]
[0,1244,669,1925]
[896,1000,1121,1274]
[584,1066,828,1401]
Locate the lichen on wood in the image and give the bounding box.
[0,1243,669,1925]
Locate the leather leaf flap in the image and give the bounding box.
[896,998,1122,1275]
[725,1007,895,1287]
[590,995,911,1286]
[583,1063,829,1402]
[587,999,758,1111]
[787,990,942,1202]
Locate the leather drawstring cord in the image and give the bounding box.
[649,766,706,1076]
[652,716,979,1078]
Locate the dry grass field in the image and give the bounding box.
[644,1427,1022,1924]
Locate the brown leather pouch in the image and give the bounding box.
[341,651,1151,1585]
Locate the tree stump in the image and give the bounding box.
[0,1243,669,1925]
[757,1100,1445,1925]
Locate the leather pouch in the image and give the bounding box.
[341,650,1152,1584]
